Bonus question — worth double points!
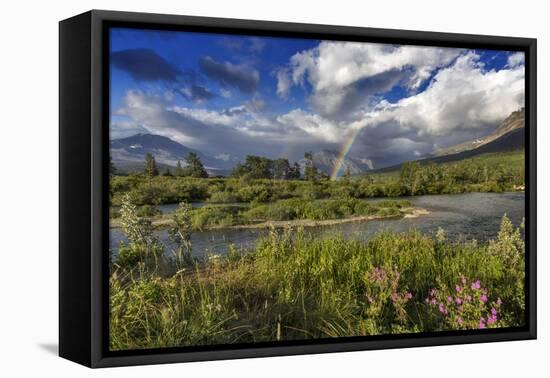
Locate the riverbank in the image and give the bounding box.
[110,214,525,350]
[110,198,425,230]
[109,206,429,229]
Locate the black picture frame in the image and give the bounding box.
[59,9,537,368]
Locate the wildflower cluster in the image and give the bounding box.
[364,267,412,323]
[426,276,503,330]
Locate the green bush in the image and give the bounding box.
[136,204,161,217]
[207,191,239,204]
[192,205,243,230]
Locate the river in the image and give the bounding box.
[110,192,525,258]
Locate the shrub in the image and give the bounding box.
[136,204,161,217]
[192,205,242,230]
[207,191,239,204]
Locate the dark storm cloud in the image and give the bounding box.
[111,48,180,82]
[221,106,248,116]
[199,56,259,93]
[179,84,216,103]
[310,69,409,120]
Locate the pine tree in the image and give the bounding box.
[184,152,208,178]
[174,160,185,177]
[288,162,301,180]
[304,151,318,182]
[144,153,158,178]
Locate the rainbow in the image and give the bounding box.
[330,127,363,180]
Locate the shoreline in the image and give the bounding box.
[110,207,431,231]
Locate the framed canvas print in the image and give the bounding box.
[59,10,537,368]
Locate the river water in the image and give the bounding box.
[110,192,525,258]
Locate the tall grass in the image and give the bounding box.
[110,198,525,350]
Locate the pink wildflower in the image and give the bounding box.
[405,292,413,300]
[471,280,481,290]
[496,298,503,306]
[480,294,488,303]
[455,285,462,293]
[466,295,472,302]
[457,317,464,325]
[455,297,463,305]
[479,318,486,329]
[447,296,453,303]
[439,303,447,315]
[491,307,498,316]
[461,276,467,285]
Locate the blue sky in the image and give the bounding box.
[110,27,525,167]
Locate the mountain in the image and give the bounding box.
[298,150,374,177]
[377,112,525,173]
[433,108,525,157]
[110,133,236,175]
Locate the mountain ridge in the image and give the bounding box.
[433,107,524,157]
[298,149,374,177]
[110,133,235,175]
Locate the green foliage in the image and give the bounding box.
[304,151,319,182]
[232,155,273,179]
[109,151,525,208]
[135,204,161,218]
[243,198,407,223]
[191,205,243,230]
[168,202,195,267]
[110,214,525,349]
[183,152,208,178]
[174,160,185,177]
[116,194,163,269]
[206,191,239,204]
[144,153,158,178]
[364,150,525,197]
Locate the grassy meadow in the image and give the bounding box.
[109,150,526,350]
[110,201,525,350]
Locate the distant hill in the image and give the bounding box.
[110,133,236,175]
[377,110,525,173]
[298,149,374,177]
[433,108,524,157]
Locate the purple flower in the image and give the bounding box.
[455,297,463,305]
[405,292,413,300]
[457,317,464,325]
[461,276,467,285]
[491,307,498,316]
[488,315,497,325]
[480,294,488,303]
[496,298,503,306]
[430,289,436,297]
[430,298,437,305]
[471,280,481,290]
[455,285,462,293]
[439,303,447,315]
[479,318,486,329]
[466,295,472,302]
[447,296,453,303]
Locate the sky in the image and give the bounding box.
[109,27,525,168]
